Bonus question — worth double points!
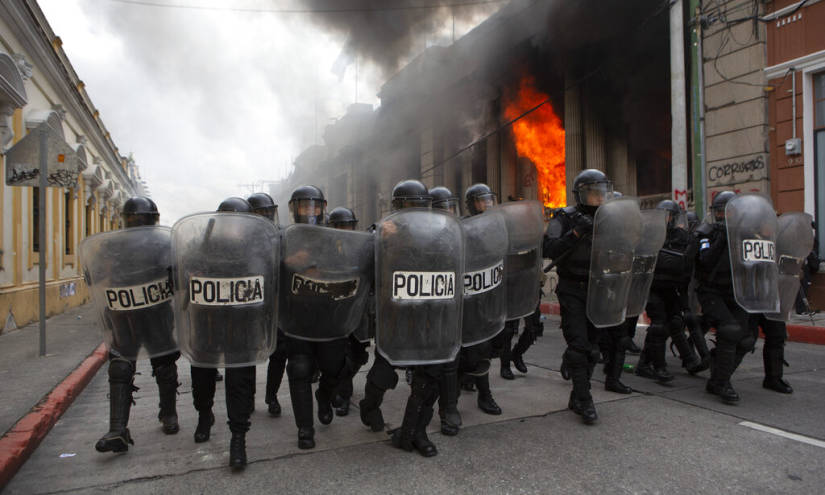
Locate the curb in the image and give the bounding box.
[0,342,107,489]
[540,303,825,345]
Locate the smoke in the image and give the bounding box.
[299,0,503,75]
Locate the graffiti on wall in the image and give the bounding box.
[707,155,766,186]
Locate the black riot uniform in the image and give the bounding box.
[246,193,288,419]
[429,185,502,436]
[682,211,713,366]
[359,180,441,457]
[694,191,757,404]
[326,207,372,417]
[635,200,704,383]
[189,197,258,470]
[283,186,349,450]
[543,169,618,424]
[94,197,181,454]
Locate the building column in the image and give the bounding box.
[670,0,689,209]
[564,79,584,202]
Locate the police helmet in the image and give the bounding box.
[464,183,496,215]
[217,197,252,213]
[686,211,699,232]
[289,185,327,225]
[572,169,612,215]
[122,196,159,227]
[429,186,460,216]
[328,206,358,230]
[711,190,735,224]
[656,199,681,228]
[247,192,278,222]
[391,179,431,211]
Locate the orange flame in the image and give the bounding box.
[504,76,566,208]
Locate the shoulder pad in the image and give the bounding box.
[553,206,576,219]
[695,222,713,235]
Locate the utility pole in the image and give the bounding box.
[670,0,689,211]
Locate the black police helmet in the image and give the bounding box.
[657,199,681,228]
[429,186,460,215]
[217,197,252,213]
[328,206,358,228]
[711,190,736,223]
[464,183,496,215]
[247,192,278,221]
[391,179,431,211]
[122,196,159,227]
[289,185,327,225]
[572,169,612,212]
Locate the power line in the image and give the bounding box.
[109,0,506,14]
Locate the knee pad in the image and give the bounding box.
[716,323,743,344]
[464,358,491,377]
[646,323,669,339]
[563,348,590,368]
[109,357,135,384]
[352,346,370,367]
[617,335,634,352]
[668,314,685,335]
[367,360,399,391]
[286,355,314,381]
[737,333,757,355]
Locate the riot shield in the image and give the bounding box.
[375,209,463,366]
[587,198,642,327]
[461,211,508,346]
[725,193,779,313]
[280,224,373,341]
[625,209,667,317]
[490,200,545,320]
[767,212,813,321]
[172,212,279,368]
[80,226,177,360]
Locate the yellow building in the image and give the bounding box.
[0,0,144,333]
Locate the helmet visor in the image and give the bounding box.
[433,198,460,216]
[290,199,326,225]
[471,193,496,214]
[578,182,612,207]
[123,213,158,228]
[392,197,432,211]
[253,206,278,223]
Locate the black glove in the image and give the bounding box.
[571,211,594,238]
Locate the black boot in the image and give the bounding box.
[475,374,502,415]
[568,361,598,425]
[438,366,461,436]
[392,376,432,453]
[671,330,705,375]
[298,427,315,450]
[763,346,793,394]
[95,360,136,453]
[194,411,215,443]
[154,362,180,435]
[315,388,334,425]
[358,382,386,432]
[229,432,247,470]
[267,397,282,417]
[706,345,740,404]
[333,394,350,417]
[635,341,674,383]
[460,374,477,392]
[265,352,286,417]
[412,407,438,457]
[604,351,633,394]
[511,329,534,374]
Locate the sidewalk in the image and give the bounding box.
[0,303,105,487]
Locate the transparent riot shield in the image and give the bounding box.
[172,212,279,368]
[490,200,545,320]
[626,209,667,317]
[280,224,374,341]
[80,226,177,360]
[587,198,642,327]
[767,212,813,321]
[461,211,508,346]
[375,209,463,366]
[725,193,779,313]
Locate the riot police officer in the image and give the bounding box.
[247,192,289,418]
[543,169,615,424]
[327,206,372,416]
[635,200,703,382]
[189,196,258,469]
[93,197,181,453]
[361,179,444,456]
[283,186,349,450]
[695,190,754,404]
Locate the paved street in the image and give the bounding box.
[6,315,825,494]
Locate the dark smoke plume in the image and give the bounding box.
[300,0,502,74]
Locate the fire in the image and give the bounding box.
[504,76,566,208]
